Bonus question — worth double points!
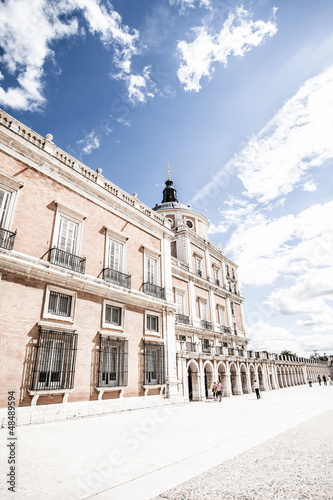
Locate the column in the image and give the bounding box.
[236,362,243,395]
[199,358,206,401]
[205,248,211,281]
[162,232,173,302]
[225,361,232,397]
[163,308,179,398]
[225,296,233,328]
[188,278,196,324]
[209,288,216,329]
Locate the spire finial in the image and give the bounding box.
[166,160,172,180]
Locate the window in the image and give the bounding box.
[98,336,128,387]
[144,342,165,385]
[107,238,123,272]
[146,256,157,284]
[0,188,10,228]
[234,284,237,295]
[186,220,193,229]
[214,268,220,286]
[102,300,125,330]
[199,300,207,320]
[146,314,159,332]
[43,286,76,322]
[203,339,209,348]
[232,268,236,280]
[178,335,186,342]
[176,293,184,314]
[231,302,235,316]
[196,257,202,277]
[217,306,225,325]
[31,329,78,390]
[105,305,121,326]
[233,322,238,335]
[51,202,86,273]
[48,291,72,317]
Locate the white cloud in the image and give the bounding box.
[170,0,212,14]
[303,180,317,192]
[0,0,153,110]
[247,321,333,357]
[76,129,101,155]
[192,65,333,206]
[177,6,277,92]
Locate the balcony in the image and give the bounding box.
[0,228,16,250]
[221,325,231,334]
[201,320,212,330]
[215,346,222,356]
[196,270,202,277]
[238,349,244,357]
[186,342,196,352]
[143,282,165,299]
[255,351,260,359]
[176,314,190,325]
[228,348,234,356]
[103,268,131,289]
[49,247,86,273]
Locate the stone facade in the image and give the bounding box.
[0,109,329,425]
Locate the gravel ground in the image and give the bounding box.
[154,410,333,500]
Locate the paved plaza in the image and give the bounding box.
[1,385,332,500]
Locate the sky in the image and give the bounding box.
[0,0,333,357]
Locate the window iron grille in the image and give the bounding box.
[144,342,165,385]
[49,247,86,273]
[186,341,196,352]
[103,268,131,289]
[0,228,16,250]
[48,291,72,317]
[98,336,128,387]
[31,328,78,390]
[201,320,212,330]
[221,325,231,334]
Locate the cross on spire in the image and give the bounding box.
[166,161,172,180]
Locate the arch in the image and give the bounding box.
[249,363,256,389]
[229,362,238,395]
[277,365,283,388]
[240,362,250,394]
[187,360,200,402]
[217,361,228,396]
[203,360,214,399]
[257,364,264,391]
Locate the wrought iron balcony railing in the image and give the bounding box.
[221,325,231,334]
[49,247,86,274]
[0,228,16,250]
[186,342,196,352]
[201,320,212,330]
[228,348,234,355]
[176,314,190,325]
[143,282,165,299]
[202,344,212,354]
[103,268,131,289]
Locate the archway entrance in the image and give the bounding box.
[218,363,227,396]
[187,361,200,401]
[257,365,264,391]
[204,363,214,399]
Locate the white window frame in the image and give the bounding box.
[213,267,220,285]
[145,310,162,337]
[143,247,161,286]
[0,171,24,230]
[175,291,185,315]
[52,201,87,256]
[104,227,128,272]
[198,299,208,321]
[217,305,225,325]
[231,301,235,316]
[102,299,125,331]
[233,322,238,335]
[194,255,203,277]
[43,285,76,323]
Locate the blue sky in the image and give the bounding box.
[1,0,333,356]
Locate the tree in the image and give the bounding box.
[280,350,297,357]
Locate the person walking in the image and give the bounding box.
[216,380,223,402]
[322,375,327,385]
[254,380,260,399]
[318,375,322,386]
[212,382,217,401]
[328,375,332,386]
[308,376,312,387]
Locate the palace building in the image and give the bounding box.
[0,109,329,426]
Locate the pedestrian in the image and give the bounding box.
[328,375,332,386]
[323,375,327,385]
[308,376,312,388]
[318,375,321,386]
[216,380,223,402]
[212,382,217,401]
[254,379,260,399]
